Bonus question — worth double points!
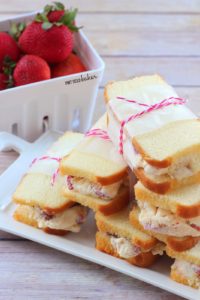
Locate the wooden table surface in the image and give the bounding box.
[0,1,199,299]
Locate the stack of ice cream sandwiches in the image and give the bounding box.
[60,114,164,267]
[105,74,200,288]
[13,113,163,268]
[12,73,200,289]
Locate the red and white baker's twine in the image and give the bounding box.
[65,129,110,194]
[85,128,110,140]
[30,130,111,187]
[30,156,61,186]
[116,96,186,155]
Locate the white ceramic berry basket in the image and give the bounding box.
[0,12,105,141]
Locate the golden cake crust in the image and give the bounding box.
[95,231,157,268]
[63,185,130,216]
[13,205,69,236]
[129,206,200,252]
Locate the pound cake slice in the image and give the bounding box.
[95,208,165,267]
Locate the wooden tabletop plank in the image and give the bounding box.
[0,151,18,172]
[76,14,200,56]
[101,57,200,86]
[1,12,200,56]
[0,241,183,300]
[0,231,24,240]
[0,0,200,13]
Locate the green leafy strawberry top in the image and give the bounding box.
[9,22,26,41]
[35,2,81,32]
[44,1,65,12]
[2,56,16,88]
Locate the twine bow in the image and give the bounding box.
[116,96,186,155]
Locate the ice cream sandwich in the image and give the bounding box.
[60,114,130,215]
[95,208,165,267]
[105,74,200,194]
[129,181,200,251]
[13,132,88,235]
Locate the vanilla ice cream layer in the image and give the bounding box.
[107,96,197,180]
[110,236,142,258]
[66,176,125,200]
[138,201,200,237]
[27,205,88,232]
[109,234,164,259]
[172,259,200,288]
[132,152,200,181]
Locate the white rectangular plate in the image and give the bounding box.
[0,130,199,300]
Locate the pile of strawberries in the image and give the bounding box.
[0,2,86,91]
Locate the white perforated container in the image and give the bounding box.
[0,12,105,141]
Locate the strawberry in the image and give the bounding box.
[0,32,20,71]
[48,10,65,22]
[19,22,73,64]
[45,2,65,22]
[0,73,8,90]
[13,55,51,86]
[18,3,80,64]
[51,53,86,78]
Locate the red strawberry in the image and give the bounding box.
[0,73,8,90]
[45,2,65,22]
[48,10,76,27]
[13,55,51,86]
[51,53,86,78]
[48,10,65,22]
[19,22,73,64]
[18,3,80,64]
[0,32,20,71]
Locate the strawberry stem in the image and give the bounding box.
[2,56,16,88]
[35,13,49,23]
[53,2,65,11]
[42,22,53,30]
[44,2,65,14]
[9,22,26,41]
[60,9,81,32]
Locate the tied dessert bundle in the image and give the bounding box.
[13,74,200,289]
[0,2,86,90]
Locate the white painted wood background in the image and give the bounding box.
[1,1,198,299]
